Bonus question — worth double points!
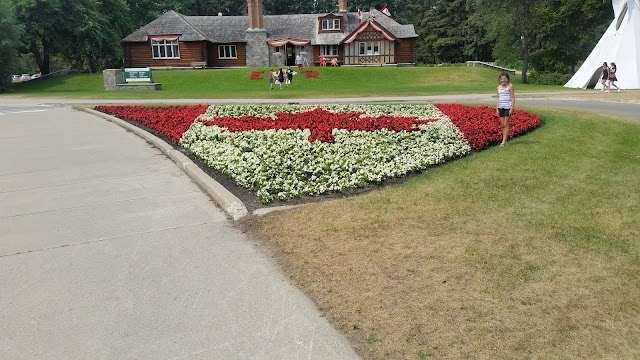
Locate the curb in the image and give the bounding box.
[79,107,249,221]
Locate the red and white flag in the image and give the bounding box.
[380,5,392,18]
[357,9,362,23]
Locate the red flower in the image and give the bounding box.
[95,105,208,143]
[436,104,540,151]
[95,104,540,149]
[200,108,436,143]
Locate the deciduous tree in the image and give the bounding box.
[0,0,22,91]
[416,0,489,64]
[15,0,129,74]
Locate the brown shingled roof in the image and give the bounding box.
[122,9,417,44]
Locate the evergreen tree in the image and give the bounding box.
[0,0,22,92]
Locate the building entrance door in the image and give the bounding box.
[286,44,295,66]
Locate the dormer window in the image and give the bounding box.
[322,19,341,30]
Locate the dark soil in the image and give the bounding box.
[104,112,522,213]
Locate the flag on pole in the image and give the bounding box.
[369,5,375,19]
[380,5,392,18]
[357,9,362,23]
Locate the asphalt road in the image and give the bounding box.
[516,97,640,119]
[0,104,53,116]
[1,94,638,119]
[0,106,359,360]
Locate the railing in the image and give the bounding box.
[466,61,516,74]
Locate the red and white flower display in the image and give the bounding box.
[95,103,540,203]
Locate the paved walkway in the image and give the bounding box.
[0,107,358,359]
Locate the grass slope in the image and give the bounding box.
[253,108,640,359]
[7,66,566,99]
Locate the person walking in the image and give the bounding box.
[277,68,284,90]
[295,54,304,71]
[286,66,293,87]
[600,62,609,92]
[268,69,274,90]
[607,62,620,92]
[496,72,515,147]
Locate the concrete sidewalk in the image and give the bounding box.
[0,107,359,359]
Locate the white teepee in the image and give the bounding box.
[565,0,640,89]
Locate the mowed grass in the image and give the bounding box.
[7,66,567,99]
[253,108,640,359]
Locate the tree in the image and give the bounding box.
[65,0,130,72]
[529,0,610,73]
[15,0,130,74]
[415,0,488,64]
[0,0,22,92]
[263,0,315,14]
[469,0,544,83]
[127,0,173,28]
[15,0,67,74]
[469,0,613,82]
[164,0,245,16]
[314,0,338,13]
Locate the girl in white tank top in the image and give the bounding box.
[496,72,515,146]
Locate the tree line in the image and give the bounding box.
[0,0,614,91]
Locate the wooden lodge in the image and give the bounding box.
[121,0,417,68]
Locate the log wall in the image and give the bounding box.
[124,41,206,67]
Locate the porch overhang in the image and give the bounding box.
[267,38,311,47]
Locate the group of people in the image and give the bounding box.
[318,57,339,67]
[268,67,294,90]
[600,62,620,92]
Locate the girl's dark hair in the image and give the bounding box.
[498,72,510,81]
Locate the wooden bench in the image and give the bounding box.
[191,61,207,69]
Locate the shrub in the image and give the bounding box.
[528,71,572,85]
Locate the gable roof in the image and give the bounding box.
[123,10,207,42]
[122,10,417,44]
[341,19,397,44]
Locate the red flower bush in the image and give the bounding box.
[95,105,209,143]
[436,104,541,150]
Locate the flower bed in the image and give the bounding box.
[436,104,541,150]
[95,103,540,203]
[94,105,209,143]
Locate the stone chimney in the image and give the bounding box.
[338,0,347,12]
[246,0,268,67]
[247,0,264,29]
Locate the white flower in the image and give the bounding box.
[181,104,471,203]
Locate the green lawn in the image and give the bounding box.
[255,107,640,359]
[6,66,568,99]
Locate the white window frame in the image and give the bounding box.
[218,45,237,59]
[358,41,380,56]
[320,45,339,57]
[151,39,180,59]
[322,19,341,30]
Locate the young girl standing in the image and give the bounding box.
[496,72,515,147]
